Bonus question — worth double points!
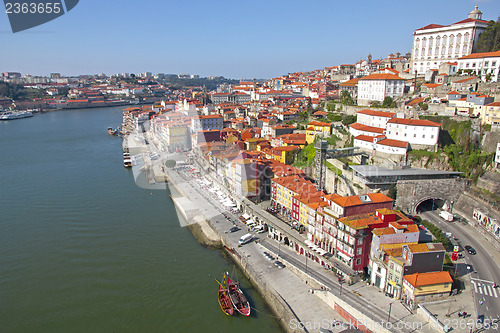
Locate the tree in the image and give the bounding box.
[473,18,500,53]
[387,184,397,199]
[341,114,357,126]
[340,90,354,105]
[418,102,429,110]
[165,160,177,168]
[382,96,395,108]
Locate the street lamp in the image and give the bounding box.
[388,302,393,322]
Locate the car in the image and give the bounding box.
[274,260,286,269]
[464,245,476,255]
[229,226,239,233]
[263,251,274,261]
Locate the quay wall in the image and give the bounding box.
[164,171,305,333]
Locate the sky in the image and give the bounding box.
[1,0,499,79]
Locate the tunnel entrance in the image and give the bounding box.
[416,198,446,213]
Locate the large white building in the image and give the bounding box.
[386,118,441,147]
[457,50,500,82]
[357,73,405,105]
[411,6,489,75]
[356,109,396,129]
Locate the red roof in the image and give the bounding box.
[416,24,445,31]
[349,123,385,134]
[359,73,404,81]
[377,138,408,148]
[357,109,396,118]
[387,118,441,127]
[459,50,500,60]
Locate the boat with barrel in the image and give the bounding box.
[216,276,234,316]
[227,277,250,316]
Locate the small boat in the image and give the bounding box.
[124,157,132,167]
[216,279,234,316]
[227,277,250,316]
[108,127,118,135]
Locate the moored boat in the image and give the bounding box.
[217,280,234,316]
[227,277,250,316]
[0,110,33,120]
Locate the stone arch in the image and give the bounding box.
[413,196,447,214]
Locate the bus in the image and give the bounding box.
[239,233,253,245]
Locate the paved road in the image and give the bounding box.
[421,210,500,329]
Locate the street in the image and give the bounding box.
[420,209,500,329]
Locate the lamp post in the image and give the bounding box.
[305,253,308,274]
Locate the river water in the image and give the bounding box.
[0,106,282,332]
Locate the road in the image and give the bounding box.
[420,209,500,329]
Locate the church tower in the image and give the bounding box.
[468,5,482,20]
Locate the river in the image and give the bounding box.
[0,106,282,333]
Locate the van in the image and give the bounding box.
[439,211,454,221]
[239,233,253,245]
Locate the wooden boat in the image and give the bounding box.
[217,280,234,316]
[227,277,251,316]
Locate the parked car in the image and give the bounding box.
[229,226,239,233]
[274,260,286,269]
[464,245,476,255]
[263,251,274,261]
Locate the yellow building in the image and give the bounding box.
[402,271,453,310]
[271,146,299,164]
[305,121,332,144]
[480,101,500,125]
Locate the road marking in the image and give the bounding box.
[472,280,478,293]
[471,277,495,284]
[491,286,498,298]
[478,283,483,294]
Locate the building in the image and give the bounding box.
[385,118,441,148]
[356,109,396,129]
[191,114,223,132]
[325,193,394,219]
[411,6,489,75]
[402,271,453,310]
[354,135,409,156]
[457,50,500,82]
[357,74,405,105]
[305,121,332,144]
[349,123,385,137]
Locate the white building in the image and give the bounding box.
[386,118,440,147]
[191,114,223,132]
[357,73,405,105]
[354,135,409,155]
[411,6,489,75]
[349,123,385,137]
[457,50,500,82]
[356,109,396,128]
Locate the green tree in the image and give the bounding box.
[387,184,397,199]
[382,96,395,108]
[473,18,500,53]
[340,90,354,105]
[418,102,429,110]
[165,160,177,168]
[342,114,357,126]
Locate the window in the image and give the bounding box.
[422,135,425,138]
[431,135,434,138]
[472,63,476,68]
[414,134,416,137]
[485,61,489,67]
[357,248,362,255]
[493,61,497,67]
[390,263,394,269]
[389,273,393,280]
[356,258,361,265]
[395,277,399,283]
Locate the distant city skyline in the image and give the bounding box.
[1,0,498,79]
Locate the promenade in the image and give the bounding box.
[126,130,485,333]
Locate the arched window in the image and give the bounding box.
[442,35,447,45]
[463,45,468,54]
[457,34,462,44]
[441,47,446,55]
[435,47,439,56]
[415,38,420,49]
[436,36,441,46]
[464,33,470,44]
[429,37,434,47]
[428,48,432,56]
[449,34,454,45]
[422,38,427,47]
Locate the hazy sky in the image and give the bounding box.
[1,0,498,79]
